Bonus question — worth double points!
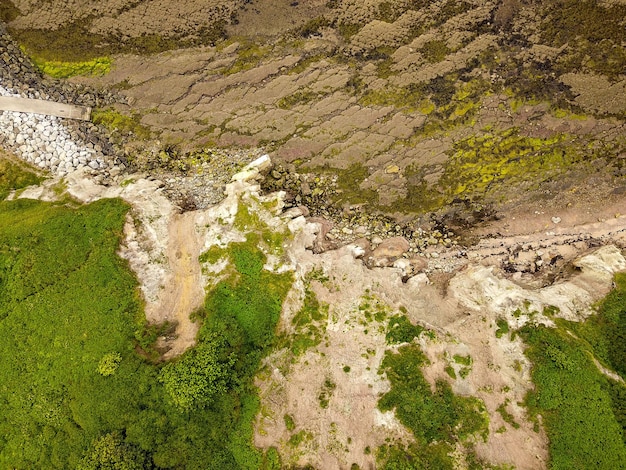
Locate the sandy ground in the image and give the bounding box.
[154,211,204,359]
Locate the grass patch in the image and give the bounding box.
[311,163,379,207]
[540,0,626,80]
[440,129,576,199]
[0,191,295,468]
[203,234,293,349]
[358,293,390,325]
[519,313,626,469]
[359,85,432,114]
[496,400,520,429]
[388,125,624,215]
[495,317,510,338]
[287,430,311,447]
[453,354,472,366]
[287,53,327,75]
[282,271,329,357]
[0,155,43,200]
[386,314,424,344]
[377,344,489,468]
[284,414,296,432]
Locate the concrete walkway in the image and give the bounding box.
[0,96,91,120]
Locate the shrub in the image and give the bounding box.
[97,352,122,377]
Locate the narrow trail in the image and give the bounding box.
[159,211,204,359]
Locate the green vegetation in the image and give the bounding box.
[453,354,472,366]
[442,129,573,198]
[567,272,626,379]
[158,338,232,411]
[220,41,272,75]
[495,317,510,338]
[11,20,226,63]
[0,178,294,468]
[377,344,488,469]
[29,55,111,78]
[287,429,311,448]
[279,269,329,357]
[386,314,424,344]
[358,293,390,325]
[0,155,43,200]
[284,414,296,432]
[318,377,337,409]
[78,431,151,470]
[519,295,626,470]
[496,400,520,429]
[277,90,320,109]
[0,197,156,468]
[359,85,433,114]
[97,352,122,377]
[421,40,450,63]
[540,0,626,80]
[444,365,457,379]
[296,17,331,38]
[315,163,378,207]
[91,108,151,140]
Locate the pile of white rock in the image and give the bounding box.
[0,84,107,176]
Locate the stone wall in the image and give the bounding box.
[0,24,122,176]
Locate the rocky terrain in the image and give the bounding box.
[1,0,626,468]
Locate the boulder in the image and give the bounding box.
[372,236,409,258]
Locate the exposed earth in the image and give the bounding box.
[1,0,626,468]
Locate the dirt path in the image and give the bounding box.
[159,211,204,359]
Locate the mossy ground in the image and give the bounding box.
[91,108,151,140]
[29,55,111,79]
[9,19,227,64]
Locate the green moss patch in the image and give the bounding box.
[441,129,577,199]
[219,41,273,76]
[277,90,321,109]
[540,0,626,80]
[421,40,450,64]
[30,55,111,79]
[91,108,151,140]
